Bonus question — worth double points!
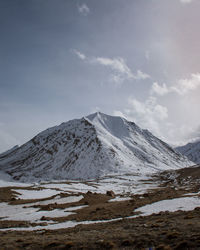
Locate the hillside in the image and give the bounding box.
[0,112,191,182]
[176,140,200,164]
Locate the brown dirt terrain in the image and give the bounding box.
[0,165,200,249]
[0,209,200,249]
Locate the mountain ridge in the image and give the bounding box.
[0,112,192,182]
[176,139,200,164]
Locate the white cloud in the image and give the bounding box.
[109,74,122,85]
[151,73,200,96]
[186,125,200,143]
[129,96,168,121]
[113,93,200,146]
[73,50,150,84]
[180,0,193,4]
[114,96,168,137]
[151,82,170,96]
[77,3,90,16]
[93,57,150,84]
[95,57,133,78]
[168,124,200,146]
[73,49,86,60]
[172,73,200,95]
[135,70,150,80]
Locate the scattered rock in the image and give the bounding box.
[40,216,47,221]
[64,241,74,249]
[106,190,115,197]
[121,239,132,246]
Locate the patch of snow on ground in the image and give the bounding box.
[109,197,132,202]
[0,217,121,231]
[182,192,200,196]
[41,182,97,193]
[133,197,200,216]
[13,189,61,200]
[0,202,74,222]
[0,202,87,223]
[32,195,84,206]
[0,179,31,188]
[1,195,199,231]
[40,175,158,195]
[64,205,88,211]
[0,202,38,221]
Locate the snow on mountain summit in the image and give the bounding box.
[0,112,192,182]
[86,112,132,139]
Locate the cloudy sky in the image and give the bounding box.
[0,0,200,153]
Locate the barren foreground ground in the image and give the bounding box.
[0,166,200,249]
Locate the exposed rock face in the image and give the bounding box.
[0,112,191,182]
[176,140,200,164]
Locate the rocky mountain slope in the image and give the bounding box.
[0,112,192,182]
[176,140,200,164]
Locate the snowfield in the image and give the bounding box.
[0,181,199,231]
[0,171,199,231]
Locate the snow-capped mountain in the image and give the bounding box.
[176,140,200,164]
[0,112,192,182]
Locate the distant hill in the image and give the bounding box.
[176,140,200,164]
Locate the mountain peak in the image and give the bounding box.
[86,111,115,121]
[85,112,129,138]
[0,112,192,182]
[86,112,127,127]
